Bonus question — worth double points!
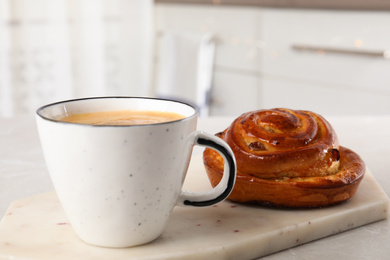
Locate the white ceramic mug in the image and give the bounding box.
[36,97,236,248]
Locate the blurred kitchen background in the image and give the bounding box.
[1,0,390,118]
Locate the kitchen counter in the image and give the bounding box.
[1,115,389,259]
[155,0,390,11]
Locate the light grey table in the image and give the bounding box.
[1,115,389,259]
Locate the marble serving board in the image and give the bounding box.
[0,156,389,260]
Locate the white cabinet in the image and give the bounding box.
[260,8,390,115]
[154,4,390,116]
[154,4,261,116]
[155,4,260,71]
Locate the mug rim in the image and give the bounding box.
[36,96,199,127]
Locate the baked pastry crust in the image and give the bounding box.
[203,108,365,208]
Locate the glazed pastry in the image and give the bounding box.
[203,108,365,208]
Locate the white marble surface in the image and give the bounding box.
[0,161,388,259]
[1,115,390,259]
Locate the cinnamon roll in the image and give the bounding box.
[203,108,365,208]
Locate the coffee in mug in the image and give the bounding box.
[36,97,236,248]
[59,110,185,125]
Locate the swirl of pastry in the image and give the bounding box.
[203,108,366,208]
[223,108,340,178]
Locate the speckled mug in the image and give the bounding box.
[36,97,236,248]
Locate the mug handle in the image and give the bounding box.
[176,131,236,207]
